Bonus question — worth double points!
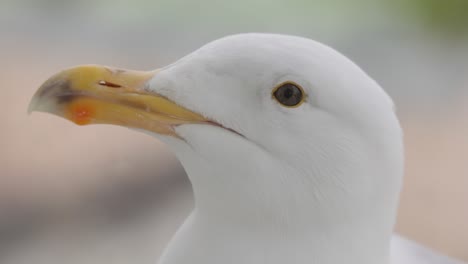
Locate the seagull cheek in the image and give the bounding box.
[29,64,210,138]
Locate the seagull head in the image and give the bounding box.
[30,33,403,263]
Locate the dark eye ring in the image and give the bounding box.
[272,82,305,107]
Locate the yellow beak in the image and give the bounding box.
[29,65,209,137]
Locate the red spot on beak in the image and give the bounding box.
[69,103,95,125]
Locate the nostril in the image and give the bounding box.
[98,80,122,88]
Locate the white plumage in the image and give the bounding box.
[149,34,463,264]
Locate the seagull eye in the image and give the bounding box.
[272,82,305,107]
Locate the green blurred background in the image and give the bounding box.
[1,0,467,263]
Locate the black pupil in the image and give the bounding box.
[284,87,294,98]
[274,83,303,106]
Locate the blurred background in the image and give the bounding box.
[1,0,467,263]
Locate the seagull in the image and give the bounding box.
[29,33,465,264]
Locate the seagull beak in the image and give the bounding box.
[29,65,209,137]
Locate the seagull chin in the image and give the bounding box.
[30,33,437,264]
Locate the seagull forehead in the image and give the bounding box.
[148,33,395,143]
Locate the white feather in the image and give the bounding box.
[142,33,465,264]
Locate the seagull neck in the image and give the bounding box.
[185,182,394,264]
[164,139,400,264]
[161,204,392,264]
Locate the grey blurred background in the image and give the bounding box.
[1,0,467,263]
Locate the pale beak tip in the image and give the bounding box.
[27,89,58,116]
[27,93,40,115]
